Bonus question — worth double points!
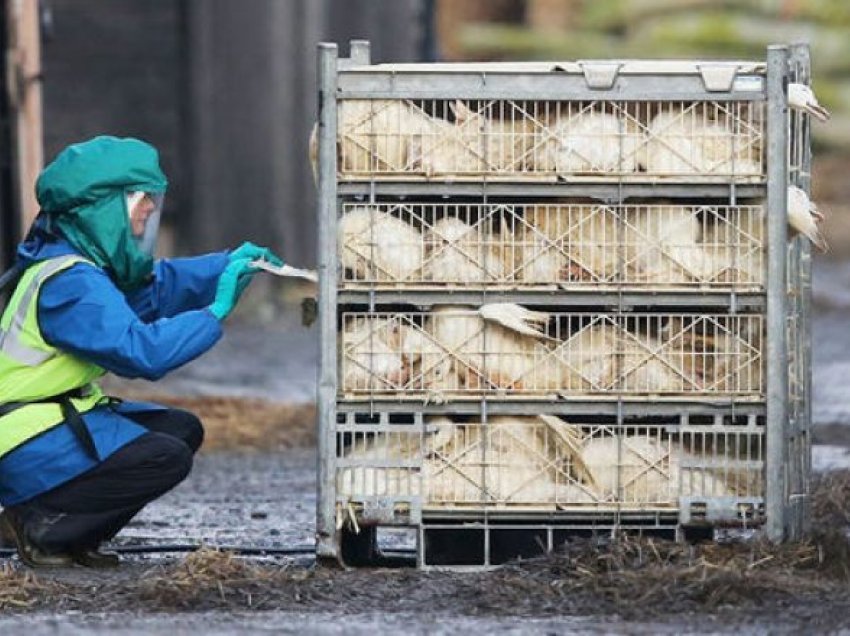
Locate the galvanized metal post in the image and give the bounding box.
[349,39,370,66]
[316,42,339,561]
[790,42,813,540]
[765,45,789,543]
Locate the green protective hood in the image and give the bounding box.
[36,136,168,291]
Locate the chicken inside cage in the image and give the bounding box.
[330,98,766,179]
[642,102,763,176]
[338,309,765,399]
[337,202,777,290]
[335,414,764,509]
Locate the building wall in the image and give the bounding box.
[41,0,185,231]
[40,0,428,265]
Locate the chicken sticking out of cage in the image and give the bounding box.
[787,83,830,122]
[424,216,516,284]
[540,107,644,175]
[339,317,409,393]
[520,204,621,284]
[700,187,827,282]
[787,185,828,252]
[422,415,598,505]
[643,105,762,176]
[338,207,423,283]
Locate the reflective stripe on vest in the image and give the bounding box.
[0,255,84,366]
[0,255,106,459]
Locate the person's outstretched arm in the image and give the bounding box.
[39,263,223,380]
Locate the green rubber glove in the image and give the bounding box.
[209,258,258,320]
[229,241,283,267]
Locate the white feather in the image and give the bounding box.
[478,302,552,339]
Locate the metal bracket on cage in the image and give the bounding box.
[359,497,421,525]
[697,64,739,92]
[578,62,621,90]
[679,497,761,525]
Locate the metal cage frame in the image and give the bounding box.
[315,41,813,567]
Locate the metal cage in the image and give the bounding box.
[316,41,813,567]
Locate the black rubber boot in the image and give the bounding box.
[72,547,120,569]
[1,508,74,568]
[0,510,15,548]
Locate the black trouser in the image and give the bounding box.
[9,407,203,553]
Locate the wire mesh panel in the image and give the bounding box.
[336,99,765,180]
[338,310,764,400]
[336,413,764,514]
[335,415,424,501]
[338,202,766,289]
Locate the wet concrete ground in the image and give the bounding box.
[0,610,820,635]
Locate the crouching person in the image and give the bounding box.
[0,136,282,567]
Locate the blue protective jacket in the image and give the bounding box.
[0,222,227,505]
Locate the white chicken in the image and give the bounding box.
[701,187,827,285]
[339,317,408,393]
[336,99,435,174]
[787,185,828,252]
[397,324,459,402]
[423,216,514,284]
[697,321,763,395]
[787,83,830,122]
[338,206,423,283]
[521,204,622,284]
[336,433,422,498]
[542,108,644,174]
[699,208,765,286]
[449,101,540,173]
[701,188,828,286]
[624,205,712,285]
[565,324,695,394]
[427,304,569,393]
[579,433,736,503]
[643,106,762,176]
[422,415,597,506]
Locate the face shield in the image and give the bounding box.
[126,190,164,257]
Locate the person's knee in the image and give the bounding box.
[168,408,205,453]
[144,433,194,489]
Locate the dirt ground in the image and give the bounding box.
[3,455,850,634]
[3,446,850,634]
